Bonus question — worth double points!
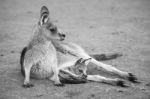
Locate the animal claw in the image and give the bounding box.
[22,83,34,88]
[54,83,64,87]
[128,73,140,83]
[116,80,128,87]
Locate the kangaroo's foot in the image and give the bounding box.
[115,79,129,87]
[54,82,64,87]
[126,73,140,83]
[22,82,34,88]
[103,78,128,87]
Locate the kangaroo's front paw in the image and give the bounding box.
[127,73,140,83]
[54,82,64,87]
[22,83,34,88]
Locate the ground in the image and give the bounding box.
[0,0,150,99]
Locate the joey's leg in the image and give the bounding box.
[87,75,128,87]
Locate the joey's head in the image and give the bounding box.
[73,58,92,77]
[38,6,65,41]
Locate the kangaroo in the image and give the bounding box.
[21,6,66,88]
[20,6,138,87]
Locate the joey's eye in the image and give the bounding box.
[79,69,83,73]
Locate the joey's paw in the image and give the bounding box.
[82,74,87,79]
[78,75,87,81]
[78,74,87,79]
[77,76,87,81]
[54,83,64,87]
[22,83,34,88]
[128,73,140,83]
[77,76,86,80]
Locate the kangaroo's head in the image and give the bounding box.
[38,6,65,41]
[73,58,92,77]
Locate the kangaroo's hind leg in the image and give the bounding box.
[90,58,138,83]
[80,53,138,83]
[87,75,128,87]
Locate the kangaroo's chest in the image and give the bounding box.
[40,42,57,68]
[30,42,57,79]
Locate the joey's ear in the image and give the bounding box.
[39,6,49,25]
[75,58,83,66]
[77,58,83,63]
[83,58,92,65]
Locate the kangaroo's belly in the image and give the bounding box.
[30,64,53,79]
[30,54,56,79]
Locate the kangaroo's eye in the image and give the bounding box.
[50,26,57,32]
[50,28,56,32]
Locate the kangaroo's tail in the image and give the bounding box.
[90,53,123,61]
[20,47,27,77]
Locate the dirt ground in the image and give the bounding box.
[0,0,150,99]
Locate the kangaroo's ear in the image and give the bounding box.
[83,58,92,65]
[39,6,49,25]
